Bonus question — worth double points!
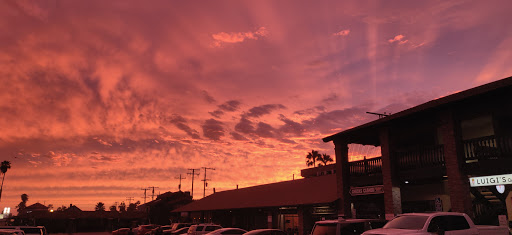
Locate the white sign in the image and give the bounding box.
[469,173,512,187]
[434,197,443,212]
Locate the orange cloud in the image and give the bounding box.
[212,27,268,47]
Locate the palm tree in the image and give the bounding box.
[318,153,334,166]
[306,150,321,167]
[16,193,29,213]
[0,161,11,202]
[95,202,105,211]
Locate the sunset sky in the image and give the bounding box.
[1,0,512,212]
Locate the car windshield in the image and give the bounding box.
[311,223,336,235]
[383,215,429,230]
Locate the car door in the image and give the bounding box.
[427,216,478,235]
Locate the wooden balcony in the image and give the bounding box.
[347,135,512,184]
[395,145,446,181]
[463,135,512,175]
[349,157,382,186]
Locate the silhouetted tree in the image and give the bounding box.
[318,153,334,166]
[95,202,105,211]
[306,150,321,167]
[127,201,140,212]
[109,204,117,212]
[47,204,53,211]
[57,205,67,211]
[118,201,126,212]
[0,161,11,202]
[16,193,29,213]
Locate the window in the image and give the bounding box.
[340,223,365,235]
[384,215,429,230]
[195,226,204,231]
[428,216,470,232]
[311,223,336,235]
[205,226,220,231]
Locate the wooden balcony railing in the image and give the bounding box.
[349,157,382,177]
[463,135,512,161]
[396,145,445,171]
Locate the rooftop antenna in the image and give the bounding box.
[201,167,216,198]
[366,111,390,119]
[187,169,200,198]
[175,174,186,191]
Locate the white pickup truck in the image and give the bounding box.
[362,212,509,235]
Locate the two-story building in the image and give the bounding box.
[323,76,512,225]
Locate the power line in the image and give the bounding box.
[141,188,149,204]
[148,186,159,201]
[126,197,134,204]
[175,174,186,191]
[201,167,216,198]
[187,168,200,198]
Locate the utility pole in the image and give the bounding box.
[126,197,134,204]
[175,174,186,191]
[148,186,159,201]
[187,168,200,198]
[201,167,216,198]
[141,188,149,204]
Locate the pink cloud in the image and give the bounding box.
[212,27,268,47]
[333,29,350,36]
[388,34,408,44]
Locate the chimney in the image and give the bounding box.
[213,188,216,194]
[236,185,238,189]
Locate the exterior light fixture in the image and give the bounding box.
[405,181,409,184]
[496,185,505,194]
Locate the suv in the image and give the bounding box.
[187,224,222,235]
[310,219,386,235]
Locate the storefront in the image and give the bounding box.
[173,174,337,235]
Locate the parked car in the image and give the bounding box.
[188,224,222,235]
[0,230,25,235]
[362,212,509,235]
[147,225,174,235]
[0,226,46,235]
[137,225,160,235]
[206,228,247,235]
[166,227,190,235]
[112,228,131,235]
[310,218,386,235]
[170,223,194,233]
[243,229,286,235]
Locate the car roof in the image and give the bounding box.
[214,228,246,231]
[398,212,466,217]
[315,219,384,224]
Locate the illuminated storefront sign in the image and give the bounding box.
[349,185,384,196]
[469,173,512,187]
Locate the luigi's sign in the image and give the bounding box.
[469,173,512,187]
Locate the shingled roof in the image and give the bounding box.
[173,174,336,212]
